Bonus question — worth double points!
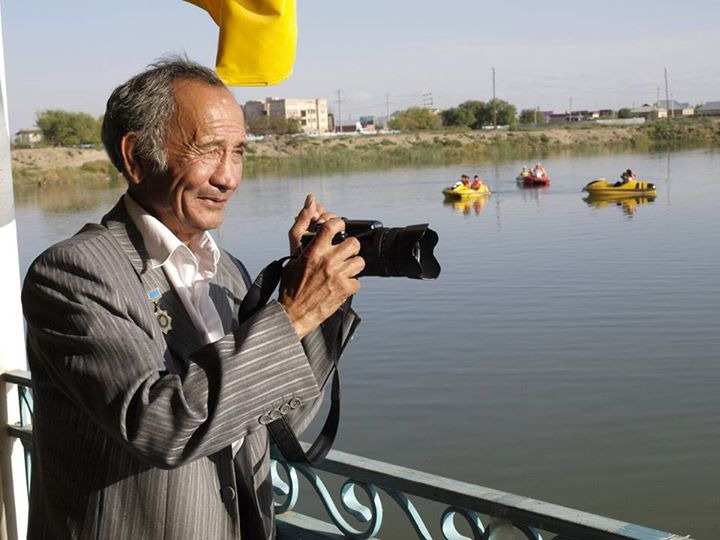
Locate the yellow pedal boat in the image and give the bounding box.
[582,178,656,196]
[442,182,492,199]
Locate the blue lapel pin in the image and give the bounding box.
[147,288,172,334]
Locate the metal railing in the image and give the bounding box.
[271,446,691,540]
[2,371,693,540]
[3,370,32,495]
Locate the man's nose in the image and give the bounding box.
[211,152,242,192]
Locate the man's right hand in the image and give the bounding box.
[279,217,365,339]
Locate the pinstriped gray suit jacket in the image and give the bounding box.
[21,198,358,539]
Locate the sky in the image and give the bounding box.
[2,0,720,134]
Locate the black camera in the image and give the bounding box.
[301,219,440,280]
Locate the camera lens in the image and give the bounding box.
[356,224,440,279]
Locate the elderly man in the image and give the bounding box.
[21,56,364,539]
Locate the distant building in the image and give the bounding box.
[655,100,694,118]
[357,116,376,133]
[630,104,667,121]
[13,129,43,147]
[696,101,720,116]
[546,109,615,123]
[244,97,329,133]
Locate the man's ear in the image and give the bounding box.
[120,133,144,185]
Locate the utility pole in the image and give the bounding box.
[492,67,497,129]
[336,89,343,132]
[664,68,670,121]
[385,93,390,129]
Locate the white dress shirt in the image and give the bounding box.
[123,194,225,345]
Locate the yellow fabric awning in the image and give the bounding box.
[185,0,297,86]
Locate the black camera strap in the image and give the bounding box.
[237,257,344,465]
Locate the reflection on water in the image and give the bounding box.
[582,193,656,217]
[516,184,549,206]
[13,181,123,213]
[442,196,490,215]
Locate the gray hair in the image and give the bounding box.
[101,55,226,177]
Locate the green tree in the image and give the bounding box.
[617,108,632,119]
[36,110,101,146]
[519,108,543,124]
[482,99,518,128]
[286,117,303,135]
[458,100,486,129]
[246,115,299,135]
[441,102,479,127]
[388,107,442,131]
[442,99,518,129]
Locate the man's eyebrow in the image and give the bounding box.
[195,139,246,151]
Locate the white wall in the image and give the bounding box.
[0,5,30,539]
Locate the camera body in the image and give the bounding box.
[301,219,440,280]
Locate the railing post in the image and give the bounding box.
[0,5,30,539]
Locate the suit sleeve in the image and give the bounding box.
[279,301,360,435]
[22,237,334,469]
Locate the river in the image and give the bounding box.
[13,148,720,538]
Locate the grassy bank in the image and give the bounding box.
[245,119,720,178]
[11,119,720,186]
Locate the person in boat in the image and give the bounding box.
[520,166,529,177]
[616,169,636,186]
[461,174,471,187]
[532,163,546,178]
[471,175,483,190]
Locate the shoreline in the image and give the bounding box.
[10,120,720,186]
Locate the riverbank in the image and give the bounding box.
[10,119,720,186]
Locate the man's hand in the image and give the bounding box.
[288,194,329,255]
[281,195,364,339]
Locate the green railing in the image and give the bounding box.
[2,370,693,540]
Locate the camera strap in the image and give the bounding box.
[237,256,345,466]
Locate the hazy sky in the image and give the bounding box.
[2,0,719,134]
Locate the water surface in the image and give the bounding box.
[14,149,720,538]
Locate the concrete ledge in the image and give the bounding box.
[277,512,379,540]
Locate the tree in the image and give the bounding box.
[442,99,518,129]
[617,108,632,119]
[36,109,102,146]
[246,115,299,135]
[388,107,442,131]
[482,99,518,128]
[286,117,303,135]
[519,108,544,125]
[442,101,482,127]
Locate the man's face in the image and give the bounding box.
[132,79,246,243]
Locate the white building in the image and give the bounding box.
[244,97,329,133]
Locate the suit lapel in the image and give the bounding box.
[101,197,251,360]
[209,254,248,335]
[102,198,206,366]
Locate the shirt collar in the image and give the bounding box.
[123,193,221,272]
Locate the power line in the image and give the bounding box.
[492,67,497,129]
[335,89,343,132]
[664,67,671,120]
